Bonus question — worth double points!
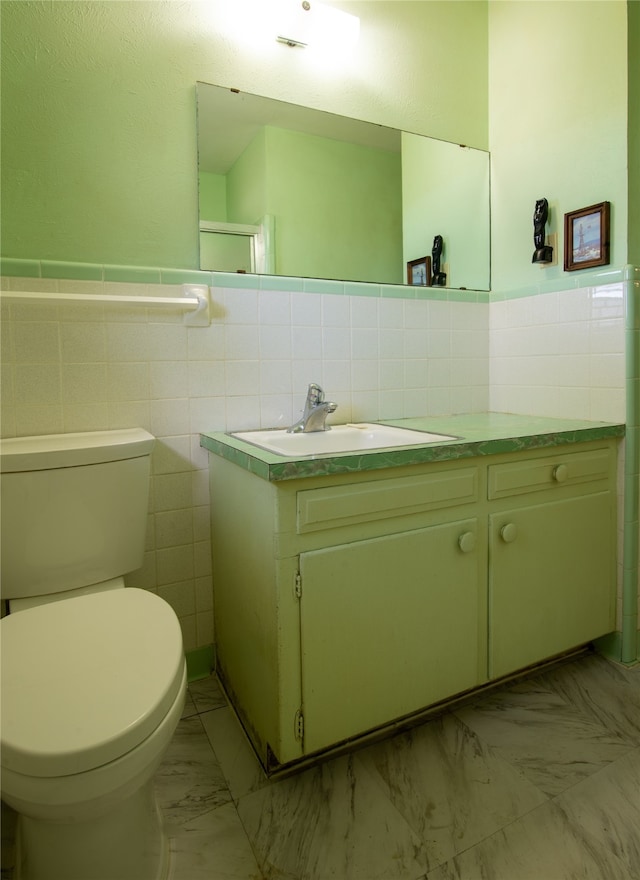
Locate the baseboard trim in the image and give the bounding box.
[185,644,215,682]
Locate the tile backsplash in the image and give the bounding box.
[0,275,628,649]
[490,283,625,421]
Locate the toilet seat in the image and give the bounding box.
[1,588,185,778]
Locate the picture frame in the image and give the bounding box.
[563,201,610,271]
[407,256,431,286]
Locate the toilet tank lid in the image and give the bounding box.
[0,428,154,473]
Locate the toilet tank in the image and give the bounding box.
[0,429,155,601]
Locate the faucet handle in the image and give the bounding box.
[307,383,324,404]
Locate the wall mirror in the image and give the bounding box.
[196,82,491,291]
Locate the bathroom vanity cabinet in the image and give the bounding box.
[486,446,615,678]
[204,427,619,772]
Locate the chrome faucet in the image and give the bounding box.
[287,383,338,433]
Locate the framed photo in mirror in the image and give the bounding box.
[564,201,610,271]
[407,256,431,286]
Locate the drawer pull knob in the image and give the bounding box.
[553,464,568,482]
[500,523,518,543]
[458,531,476,553]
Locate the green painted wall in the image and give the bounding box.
[199,172,228,223]
[0,1,199,268]
[218,124,402,283]
[226,128,269,227]
[201,121,402,283]
[1,0,633,288]
[0,0,488,270]
[261,127,401,283]
[402,133,491,290]
[488,1,629,294]
[628,1,640,265]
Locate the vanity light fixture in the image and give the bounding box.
[275,0,359,51]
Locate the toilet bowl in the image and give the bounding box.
[1,588,186,880]
[0,429,187,880]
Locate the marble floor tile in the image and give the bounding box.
[236,752,427,880]
[358,713,548,872]
[188,674,229,715]
[455,676,635,796]
[537,653,640,744]
[168,802,263,880]
[182,689,199,719]
[155,715,233,826]
[553,747,640,877]
[201,706,270,802]
[426,798,637,880]
[3,658,639,880]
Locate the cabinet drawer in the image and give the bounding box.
[297,467,478,534]
[488,446,612,500]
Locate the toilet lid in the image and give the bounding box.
[1,589,185,778]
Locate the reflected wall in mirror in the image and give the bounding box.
[196,82,491,290]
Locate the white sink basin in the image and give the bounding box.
[231,423,457,457]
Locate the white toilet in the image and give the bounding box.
[0,428,187,880]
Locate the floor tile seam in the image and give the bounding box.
[166,798,257,847]
[230,762,424,880]
[165,713,237,815]
[181,708,200,720]
[229,795,277,880]
[192,699,228,715]
[194,707,229,761]
[550,742,640,801]
[156,774,236,823]
[425,794,595,880]
[422,801,637,880]
[563,741,640,801]
[165,806,268,880]
[349,750,434,874]
[359,710,558,854]
[449,708,558,803]
[419,792,556,877]
[197,707,264,803]
[160,794,237,837]
[459,740,640,806]
[349,736,550,878]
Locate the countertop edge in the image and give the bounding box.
[200,418,625,482]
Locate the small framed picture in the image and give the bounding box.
[563,201,610,271]
[407,256,431,286]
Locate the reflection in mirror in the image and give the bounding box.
[196,82,490,290]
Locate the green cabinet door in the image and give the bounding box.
[489,491,615,679]
[299,517,483,755]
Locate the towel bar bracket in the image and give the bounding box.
[182,284,211,326]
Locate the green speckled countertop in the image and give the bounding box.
[200,413,625,482]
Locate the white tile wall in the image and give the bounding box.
[489,284,626,421]
[0,278,489,649]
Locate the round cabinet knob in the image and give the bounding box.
[458,531,476,553]
[500,522,518,543]
[553,464,568,483]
